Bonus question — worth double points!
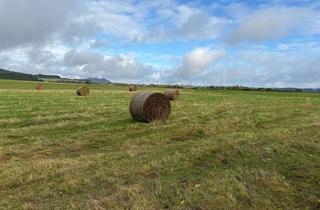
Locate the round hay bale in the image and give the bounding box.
[164,89,180,100]
[76,86,90,96]
[129,85,138,92]
[129,92,171,123]
[35,84,44,90]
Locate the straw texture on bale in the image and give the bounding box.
[129,85,138,91]
[77,86,90,96]
[130,92,171,123]
[164,89,180,100]
[35,84,44,90]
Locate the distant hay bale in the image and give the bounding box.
[129,92,171,123]
[129,85,138,92]
[35,84,44,90]
[76,86,90,96]
[164,89,180,100]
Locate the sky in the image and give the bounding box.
[0,0,319,87]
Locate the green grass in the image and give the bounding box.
[0,79,320,209]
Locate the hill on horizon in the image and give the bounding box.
[0,68,64,82]
[0,68,111,84]
[0,68,40,81]
[0,68,319,93]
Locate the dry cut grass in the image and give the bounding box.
[0,80,320,209]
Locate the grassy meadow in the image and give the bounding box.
[0,80,320,209]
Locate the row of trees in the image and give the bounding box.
[0,69,63,81]
[0,69,39,81]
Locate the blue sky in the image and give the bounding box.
[0,0,319,87]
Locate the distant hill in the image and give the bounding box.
[0,68,319,92]
[86,77,111,84]
[0,68,114,84]
[0,68,64,82]
[38,74,61,79]
[0,69,39,81]
[195,85,320,93]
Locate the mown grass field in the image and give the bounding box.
[0,80,320,210]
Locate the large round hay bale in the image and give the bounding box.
[129,85,138,92]
[129,92,171,123]
[164,89,180,100]
[35,84,44,90]
[76,86,90,96]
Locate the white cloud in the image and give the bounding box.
[147,4,228,41]
[90,39,109,48]
[0,41,154,82]
[175,8,227,40]
[229,6,319,44]
[0,0,225,48]
[192,47,320,88]
[69,0,146,42]
[0,0,319,88]
[0,0,81,49]
[170,5,227,40]
[173,47,225,80]
[63,50,153,82]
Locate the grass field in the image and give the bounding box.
[0,80,320,209]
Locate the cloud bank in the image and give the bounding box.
[0,0,319,87]
[174,47,225,80]
[229,6,319,44]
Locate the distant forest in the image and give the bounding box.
[0,69,60,81]
[0,69,40,81]
[0,68,88,84]
[0,68,319,93]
